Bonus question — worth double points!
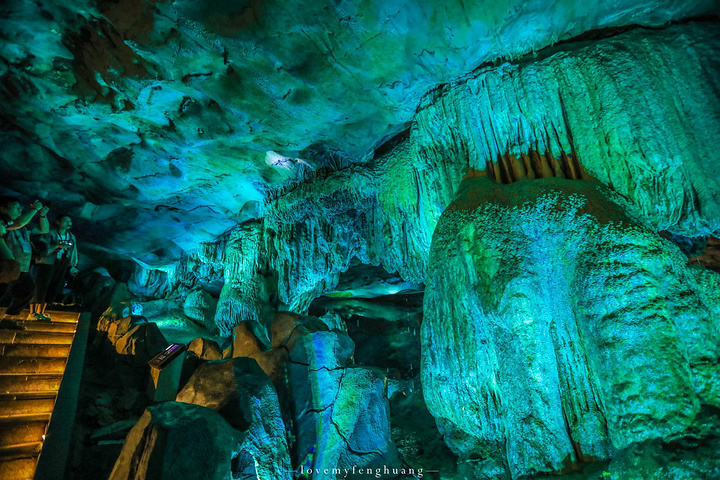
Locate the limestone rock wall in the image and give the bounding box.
[420,176,720,478]
[414,23,720,237]
[3,0,715,263]
[211,137,451,334]
[265,139,448,309]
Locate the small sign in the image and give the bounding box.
[148,343,187,370]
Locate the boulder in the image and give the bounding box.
[176,357,291,479]
[271,311,329,349]
[96,315,169,366]
[232,321,264,357]
[109,402,242,480]
[187,337,223,361]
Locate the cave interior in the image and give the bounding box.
[1,0,720,479]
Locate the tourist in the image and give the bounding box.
[40,214,79,307]
[0,214,18,272]
[0,196,49,319]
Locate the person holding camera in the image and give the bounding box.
[34,214,79,315]
[0,196,49,319]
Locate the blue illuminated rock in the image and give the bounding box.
[286,319,401,476]
[209,23,720,336]
[421,176,720,478]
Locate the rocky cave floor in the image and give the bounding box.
[65,291,465,479]
[61,276,720,479]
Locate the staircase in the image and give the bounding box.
[0,310,87,480]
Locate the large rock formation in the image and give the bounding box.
[3,1,719,478]
[421,176,720,478]
[212,23,720,335]
[414,23,720,237]
[286,324,402,477]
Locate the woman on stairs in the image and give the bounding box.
[0,214,23,329]
[0,196,49,321]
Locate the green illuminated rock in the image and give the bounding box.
[421,176,720,478]
[209,23,720,336]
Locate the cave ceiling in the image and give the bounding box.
[0,0,717,268]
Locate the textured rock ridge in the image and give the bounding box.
[420,176,720,478]
[213,138,449,334]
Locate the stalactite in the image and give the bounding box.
[485,147,592,184]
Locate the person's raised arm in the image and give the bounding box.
[30,206,50,234]
[8,200,43,230]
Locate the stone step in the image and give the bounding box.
[14,321,77,334]
[39,311,80,324]
[0,419,48,449]
[0,330,74,345]
[0,344,71,358]
[0,392,57,402]
[0,453,39,480]
[0,358,67,376]
[0,375,63,395]
[9,311,81,324]
[0,309,81,480]
[0,398,55,419]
